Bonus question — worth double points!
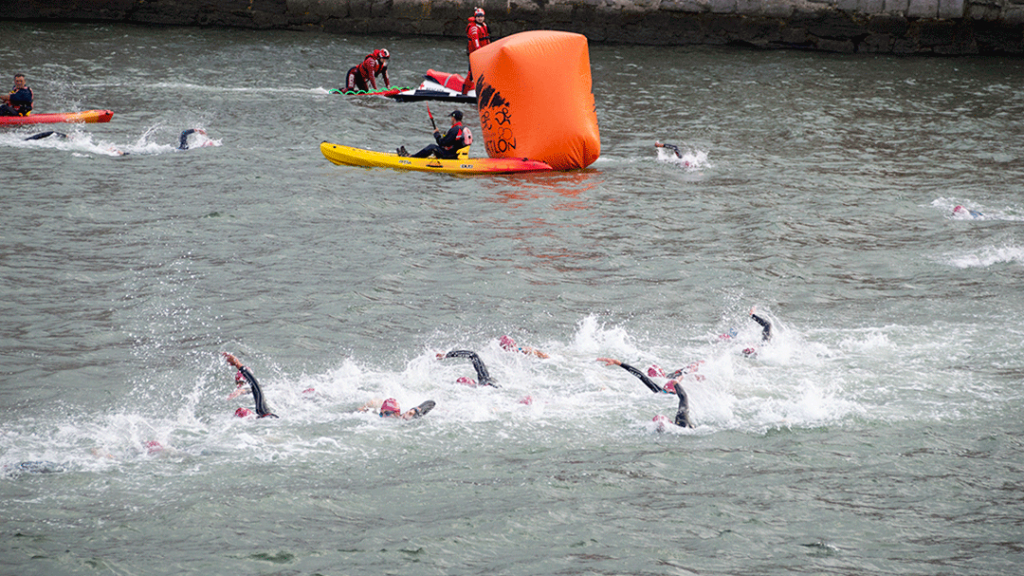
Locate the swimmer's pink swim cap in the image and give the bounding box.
[380,398,400,415]
[234,407,252,418]
[235,370,244,383]
[500,335,516,351]
[647,365,665,378]
[456,376,477,387]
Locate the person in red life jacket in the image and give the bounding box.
[343,50,388,93]
[372,49,391,89]
[0,73,33,116]
[398,110,471,159]
[461,8,491,95]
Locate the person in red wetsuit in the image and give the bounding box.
[0,73,33,116]
[343,49,390,93]
[371,49,391,89]
[461,8,491,95]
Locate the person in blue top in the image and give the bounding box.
[0,74,33,116]
[398,110,470,159]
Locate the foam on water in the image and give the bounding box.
[0,125,221,157]
[0,310,892,478]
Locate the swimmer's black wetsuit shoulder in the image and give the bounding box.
[673,384,693,428]
[25,131,67,141]
[178,129,197,150]
[238,366,278,418]
[618,363,663,394]
[444,350,497,387]
[750,313,772,342]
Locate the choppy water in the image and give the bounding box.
[2,21,1023,576]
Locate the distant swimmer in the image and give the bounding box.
[25,128,211,155]
[743,307,773,357]
[953,205,983,219]
[437,349,498,387]
[654,141,695,168]
[359,397,435,419]
[499,335,548,359]
[750,307,772,343]
[596,357,693,428]
[24,130,67,141]
[222,352,278,418]
[177,128,208,150]
[655,141,682,158]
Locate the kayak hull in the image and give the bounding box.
[0,109,113,125]
[320,142,552,175]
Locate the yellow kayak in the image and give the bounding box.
[320,142,552,175]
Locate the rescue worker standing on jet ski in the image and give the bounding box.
[461,8,491,95]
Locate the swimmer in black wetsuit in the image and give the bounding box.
[596,357,693,428]
[223,352,278,418]
[437,350,498,387]
[741,307,773,357]
[25,128,208,155]
[750,307,772,342]
[178,129,206,150]
[24,131,67,141]
[655,141,682,158]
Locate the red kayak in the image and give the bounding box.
[0,109,114,126]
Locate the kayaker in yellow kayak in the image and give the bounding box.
[397,110,471,159]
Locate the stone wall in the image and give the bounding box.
[4,0,1024,54]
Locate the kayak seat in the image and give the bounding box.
[456,146,470,160]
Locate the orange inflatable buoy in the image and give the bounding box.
[471,31,600,170]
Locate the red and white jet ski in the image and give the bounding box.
[388,70,477,103]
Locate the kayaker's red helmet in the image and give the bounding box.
[474,8,485,18]
[380,398,400,416]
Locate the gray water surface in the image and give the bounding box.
[2,21,1023,576]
